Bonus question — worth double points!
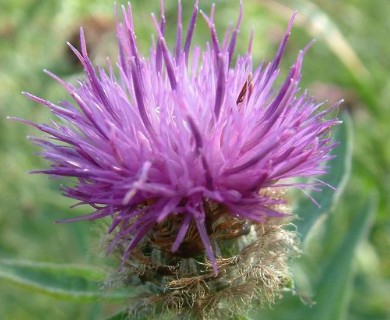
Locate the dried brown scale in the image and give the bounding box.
[107,189,299,319]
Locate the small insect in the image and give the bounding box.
[236,73,253,105]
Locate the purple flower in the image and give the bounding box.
[18,2,338,275]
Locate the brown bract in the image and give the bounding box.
[107,190,299,319]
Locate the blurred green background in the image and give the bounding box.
[0,0,389,319]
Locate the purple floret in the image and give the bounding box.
[18,1,339,274]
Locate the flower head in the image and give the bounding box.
[17,1,339,315]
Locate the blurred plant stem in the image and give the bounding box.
[258,0,381,116]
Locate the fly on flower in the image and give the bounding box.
[236,74,253,105]
[14,0,340,318]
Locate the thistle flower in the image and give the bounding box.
[16,1,339,318]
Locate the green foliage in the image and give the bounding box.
[305,197,377,320]
[0,260,137,302]
[295,112,352,241]
[106,311,129,320]
[251,195,377,320]
[1,0,389,319]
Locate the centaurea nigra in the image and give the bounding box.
[15,1,340,318]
